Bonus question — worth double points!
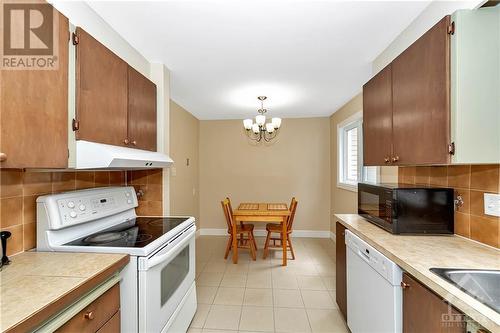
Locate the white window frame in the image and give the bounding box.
[337,111,379,192]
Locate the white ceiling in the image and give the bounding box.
[88,1,431,120]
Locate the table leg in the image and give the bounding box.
[282,216,287,266]
[232,218,238,264]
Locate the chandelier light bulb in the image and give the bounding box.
[243,119,253,130]
[251,123,260,134]
[272,117,282,129]
[265,123,275,133]
[255,115,266,126]
[242,96,281,142]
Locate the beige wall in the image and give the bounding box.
[169,101,200,223]
[372,1,481,73]
[330,94,363,218]
[199,118,331,231]
[329,94,397,232]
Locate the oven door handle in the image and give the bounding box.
[141,226,195,271]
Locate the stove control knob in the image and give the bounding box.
[67,201,75,209]
[125,192,130,197]
[127,199,132,204]
[70,211,77,218]
[79,204,86,211]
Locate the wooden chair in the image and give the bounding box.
[263,198,298,260]
[226,197,257,250]
[222,199,257,260]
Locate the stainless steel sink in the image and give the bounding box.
[430,268,500,314]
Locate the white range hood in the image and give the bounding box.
[75,140,173,169]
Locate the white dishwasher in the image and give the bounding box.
[346,230,402,333]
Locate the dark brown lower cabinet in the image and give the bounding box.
[96,310,120,333]
[335,222,347,321]
[56,284,120,333]
[402,273,465,333]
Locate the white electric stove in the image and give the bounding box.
[36,186,197,333]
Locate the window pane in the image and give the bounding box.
[346,127,358,182]
[363,166,378,183]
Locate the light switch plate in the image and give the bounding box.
[170,167,177,177]
[484,193,500,217]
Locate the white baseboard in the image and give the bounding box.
[198,228,226,236]
[292,230,331,238]
[198,228,331,238]
[330,231,336,241]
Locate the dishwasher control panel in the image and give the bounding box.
[345,230,402,285]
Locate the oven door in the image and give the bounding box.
[358,184,393,230]
[138,224,195,333]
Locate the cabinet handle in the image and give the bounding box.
[401,281,410,289]
[131,140,137,146]
[384,157,390,164]
[84,311,95,320]
[391,155,399,163]
[0,153,6,162]
[123,138,130,145]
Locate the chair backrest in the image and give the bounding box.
[221,199,233,234]
[287,198,298,231]
[226,197,234,216]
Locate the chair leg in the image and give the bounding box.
[263,231,271,259]
[252,230,258,251]
[224,235,233,259]
[288,237,295,260]
[249,232,256,261]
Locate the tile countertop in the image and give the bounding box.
[0,251,129,333]
[335,214,500,333]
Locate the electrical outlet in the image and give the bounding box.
[484,193,500,217]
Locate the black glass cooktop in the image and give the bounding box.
[65,217,190,248]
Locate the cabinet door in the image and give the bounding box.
[96,310,120,333]
[335,222,347,321]
[75,27,128,147]
[451,7,500,164]
[56,284,120,333]
[363,64,393,166]
[0,9,68,168]
[392,16,451,165]
[402,273,465,333]
[127,66,157,151]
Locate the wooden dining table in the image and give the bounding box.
[233,202,291,266]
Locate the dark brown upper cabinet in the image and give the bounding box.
[362,64,393,166]
[127,66,157,151]
[392,16,451,165]
[0,9,69,168]
[402,273,465,333]
[75,28,157,151]
[363,16,452,166]
[75,27,129,147]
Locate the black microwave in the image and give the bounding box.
[358,183,454,234]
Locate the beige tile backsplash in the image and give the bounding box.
[0,169,163,256]
[399,164,500,248]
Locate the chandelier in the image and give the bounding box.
[242,96,282,142]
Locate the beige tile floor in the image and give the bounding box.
[189,235,348,333]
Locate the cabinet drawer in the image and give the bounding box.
[97,310,120,333]
[56,284,120,333]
